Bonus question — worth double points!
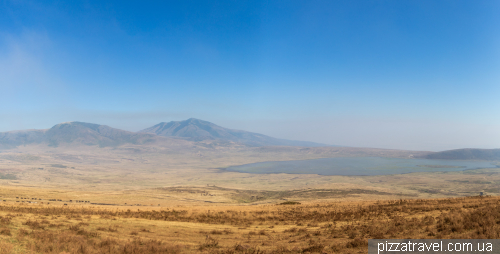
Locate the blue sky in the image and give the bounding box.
[1,0,499,151]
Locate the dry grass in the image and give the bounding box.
[0,195,496,253]
[0,144,436,198]
[0,144,498,208]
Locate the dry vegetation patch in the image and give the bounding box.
[0,196,495,253]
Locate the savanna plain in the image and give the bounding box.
[0,139,499,253]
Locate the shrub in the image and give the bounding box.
[346,238,367,248]
[279,201,301,205]
[0,228,10,236]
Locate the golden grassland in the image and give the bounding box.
[0,195,497,253]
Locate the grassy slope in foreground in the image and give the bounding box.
[0,195,496,253]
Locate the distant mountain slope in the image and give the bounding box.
[422,148,500,161]
[45,122,158,147]
[0,122,159,148]
[140,118,330,147]
[0,129,46,148]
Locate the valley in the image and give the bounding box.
[0,141,498,205]
[0,120,498,254]
[2,1,497,253]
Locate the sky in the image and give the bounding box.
[1,0,499,151]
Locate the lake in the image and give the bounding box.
[224,157,498,176]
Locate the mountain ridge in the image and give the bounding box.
[0,122,159,149]
[0,129,47,149]
[0,119,331,149]
[139,118,330,147]
[45,121,159,147]
[5,120,496,158]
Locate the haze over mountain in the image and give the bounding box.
[0,119,330,149]
[44,122,160,147]
[0,122,159,149]
[2,120,497,160]
[0,129,47,149]
[139,118,330,147]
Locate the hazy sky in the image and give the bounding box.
[1,0,499,151]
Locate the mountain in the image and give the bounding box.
[44,122,159,147]
[0,129,46,149]
[1,120,328,149]
[422,148,500,161]
[139,118,330,147]
[0,122,159,148]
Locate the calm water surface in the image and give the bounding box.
[224,157,497,176]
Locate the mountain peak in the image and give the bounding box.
[1,119,331,149]
[185,118,209,124]
[140,119,329,147]
[50,121,102,131]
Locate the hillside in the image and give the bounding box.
[0,129,47,149]
[0,122,161,148]
[0,194,497,253]
[140,118,330,147]
[423,148,500,161]
[45,122,161,147]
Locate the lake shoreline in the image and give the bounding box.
[224,157,498,176]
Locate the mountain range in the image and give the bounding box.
[1,119,499,161]
[0,118,328,149]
